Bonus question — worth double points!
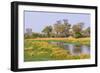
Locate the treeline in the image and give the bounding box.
[25,19,90,39]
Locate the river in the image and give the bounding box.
[49,42,90,56]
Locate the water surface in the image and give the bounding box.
[49,42,90,56]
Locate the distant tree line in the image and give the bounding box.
[25,19,90,39]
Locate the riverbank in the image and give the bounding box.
[25,37,90,45]
[24,37,90,61]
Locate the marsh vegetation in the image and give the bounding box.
[24,19,90,61]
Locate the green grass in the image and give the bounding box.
[24,38,90,62]
[27,37,90,45]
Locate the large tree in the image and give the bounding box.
[53,19,71,37]
[72,22,84,38]
[82,27,90,37]
[42,26,52,37]
[53,20,62,36]
[63,19,71,37]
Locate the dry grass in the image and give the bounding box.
[24,39,90,61]
[25,37,90,45]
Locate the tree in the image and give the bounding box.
[53,20,62,37]
[72,22,84,38]
[82,27,90,37]
[63,19,71,37]
[85,27,90,37]
[42,26,52,37]
[54,23,65,37]
[53,19,71,37]
[63,19,68,24]
[57,24,67,37]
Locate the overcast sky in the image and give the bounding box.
[24,11,90,33]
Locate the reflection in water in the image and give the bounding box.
[73,45,82,55]
[49,42,90,56]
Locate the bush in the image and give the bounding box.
[74,32,82,38]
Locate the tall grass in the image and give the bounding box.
[24,38,90,61]
[25,37,90,45]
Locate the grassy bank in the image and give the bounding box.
[24,37,90,61]
[25,37,90,45]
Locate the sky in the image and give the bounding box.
[24,11,90,33]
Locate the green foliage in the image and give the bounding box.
[72,22,84,38]
[24,39,90,61]
[25,19,90,38]
[24,34,30,39]
[74,32,82,38]
[82,27,90,37]
[42,26,52,37]
[24,32,46,39]
[53,20,71,37]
